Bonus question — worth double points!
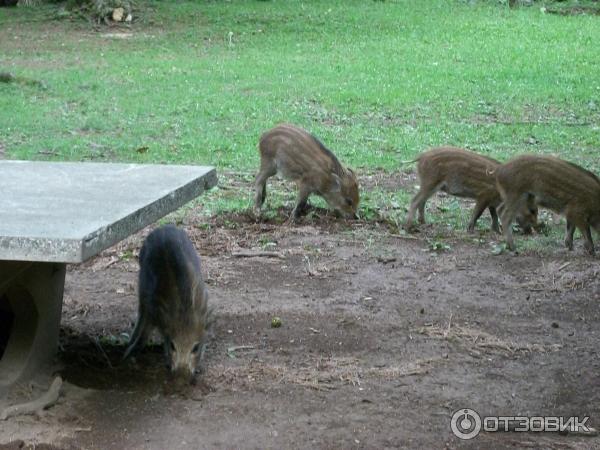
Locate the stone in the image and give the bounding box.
[0,161,217,263]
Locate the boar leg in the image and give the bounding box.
[123,309,150,360]
[566,209,595,254]
[564,220,575,251]
[254,161,277,212]
[290,184,312,220]
[405,183,438,229]
[580,225,595,255]
[418,204,426,224]
[489,207,501,233]
[467,199,488,233]
[499,194,526,251]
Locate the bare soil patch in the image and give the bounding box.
[1,177,600,449]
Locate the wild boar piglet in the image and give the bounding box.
[255,124,359,220]
[496,155,600,255]
[405,147,538,233]
[124,225,213,384]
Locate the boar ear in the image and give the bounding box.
[330,173,342,192]
[346,167,358,182]
[192,279,207,306]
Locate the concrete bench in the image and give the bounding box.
[0,161,217,392]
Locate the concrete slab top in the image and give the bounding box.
[0,161,217,263]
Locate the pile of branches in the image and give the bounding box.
[65,0,134,25]
[4,0,136,24]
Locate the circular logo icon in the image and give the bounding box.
[451,408,482,440]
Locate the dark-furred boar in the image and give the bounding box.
[124,225,213,383]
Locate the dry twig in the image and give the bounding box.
[231,250,285,259]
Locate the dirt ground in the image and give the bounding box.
[1,173,600,450]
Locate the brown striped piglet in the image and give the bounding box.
[254,124,359,221]
[496,154,600,255]
[405,147,538,233]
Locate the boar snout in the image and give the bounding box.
[166,338,206,384]
[169,367,198,386]
[322,169,360,218]
[515,194,539,234]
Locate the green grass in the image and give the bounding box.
[1,0,599,170]
[1,0,599,247]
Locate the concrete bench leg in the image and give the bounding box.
[0,262,66,392]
